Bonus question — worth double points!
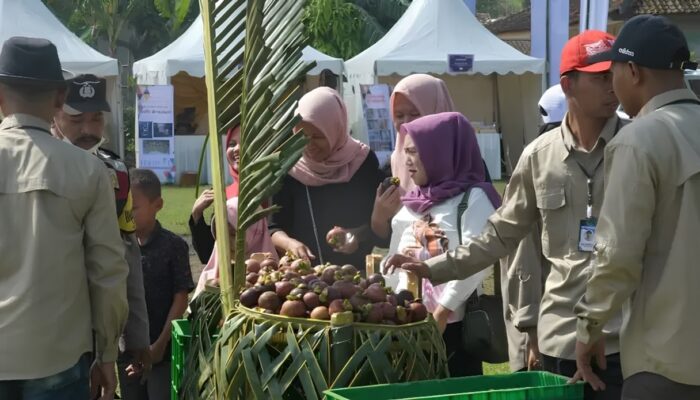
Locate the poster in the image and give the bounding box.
[360,84,394,167]
[136,85,176,183]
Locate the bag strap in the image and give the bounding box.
[456,187,503,298]
[456,188,472,246]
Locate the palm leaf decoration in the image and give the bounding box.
[200,0,312,314]
[179,1,448,399]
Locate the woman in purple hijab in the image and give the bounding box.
[382,112,501,377]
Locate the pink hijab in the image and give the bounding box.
[193,197,277,298]
[389,74,456,193]
[289,87,370,187]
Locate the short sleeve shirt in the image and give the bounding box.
[139,222,194,351]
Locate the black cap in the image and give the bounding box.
[589,15,698,70]
[0,37,66,87]
[64,74,111,114]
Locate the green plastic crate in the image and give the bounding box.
[324,371,583,400]
[171,319,191,400]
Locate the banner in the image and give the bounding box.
[360,84,395,167]
[136,85,176,183]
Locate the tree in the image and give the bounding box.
[304,0,410,59]
[42,0,198,59]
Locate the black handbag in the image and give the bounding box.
[456,190,509,364]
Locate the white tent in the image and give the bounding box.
[345,0,545,176]
[133,15,344,85]
[0,0,122,155]
[133,15,344,184]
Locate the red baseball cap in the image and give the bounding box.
[560,30,616,75]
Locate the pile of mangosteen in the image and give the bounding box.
[240,255,428,325]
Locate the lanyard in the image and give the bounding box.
[567,118,622,219]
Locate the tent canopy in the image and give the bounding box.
[346,0,544,80]
[0,0,118,77]
[0,0,122,155]
[133,15,343,85]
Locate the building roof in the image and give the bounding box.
[631,0,700,14]
[486,0,697,35]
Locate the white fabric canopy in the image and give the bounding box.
[346,0,544,80]
[0,0,118,76]
[133,15,343,85]
[0,0,122,155]
[344,0,545,175]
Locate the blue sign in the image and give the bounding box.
[448,54,474,73]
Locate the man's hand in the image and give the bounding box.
[149,339,168,365]
[432,304,451,334]
[569,339,607,391]
[90,361,117,400]
[383,254,431,279]
[526,330,542,371]
[191,189,215,223]
[125,347,152,383]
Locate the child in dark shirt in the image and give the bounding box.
[119,168,194,399]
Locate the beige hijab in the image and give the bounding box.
[289,87,370,187]
[389,74,456,192]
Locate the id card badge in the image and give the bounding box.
[578,218,597,252]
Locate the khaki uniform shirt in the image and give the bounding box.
[0,114,129,380]
[500,225,548,371]
[427,114,624,359]
[576,89,700,385]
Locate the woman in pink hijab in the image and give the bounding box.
[193,197,277,298]
[371,74,457,240]
[269,87,384,268]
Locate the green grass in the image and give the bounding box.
[159,185,211,235]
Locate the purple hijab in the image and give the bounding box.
[401,112,502,214]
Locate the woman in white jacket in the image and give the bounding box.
[383,112,502,377]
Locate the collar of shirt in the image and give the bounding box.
[638,88,699,118]
[140,220,164,248]
[0,113,52,133]
[559,114,619,160]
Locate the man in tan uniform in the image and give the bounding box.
[387,30,625,400]
[571,15,700,399]
[0,37,128,399]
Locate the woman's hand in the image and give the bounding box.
[192,189,215,223]
[371,184,402,239]
[433,304,452,334]
[286,238,316,260]
[326,227,359,254]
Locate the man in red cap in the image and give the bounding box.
[386,30,626,399]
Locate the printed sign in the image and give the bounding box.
[448,54,474,73]
[360,84,395,167]
[136,85,176,183]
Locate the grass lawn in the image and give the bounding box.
[160,185,210,235]
[160,182,513,375]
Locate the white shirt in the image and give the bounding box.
[384,188,495,321]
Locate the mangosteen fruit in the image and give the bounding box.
[257,291,280,312]
[280,300,307,318]
[310,306,330,320]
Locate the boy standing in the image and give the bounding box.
[121,169,194,399]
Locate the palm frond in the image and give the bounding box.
[200,0,311,313]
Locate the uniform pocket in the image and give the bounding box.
[536,188,567,257]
